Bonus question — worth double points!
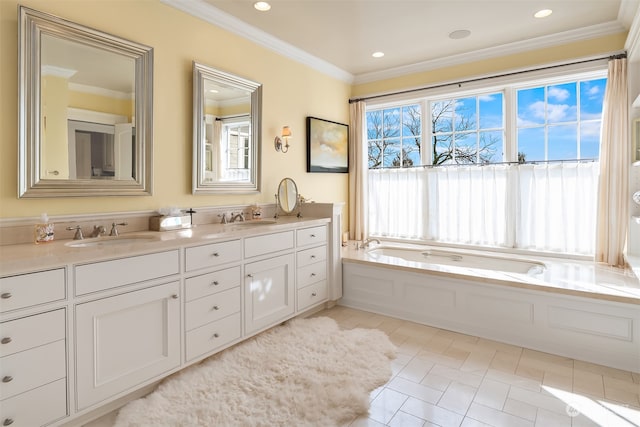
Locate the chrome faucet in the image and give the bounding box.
[109,222,128,236]
[218,213,228,224]
[66,225,84,240]
[358,237,381,249]
[229,212,245,223]
[90,225,107,238]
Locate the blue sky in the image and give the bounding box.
[367,77,607,167]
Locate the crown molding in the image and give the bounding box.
[160,0,354,83]
[162,0,627,86]
[624,1,640,60]
[354,21,626,84]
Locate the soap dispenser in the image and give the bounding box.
[34,213,54,244]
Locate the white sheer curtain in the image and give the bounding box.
[349,101,368,241]
[596,57,629,266]
[369,162,600,255]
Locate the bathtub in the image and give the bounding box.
[367,246,546,275]
[340,242,640,372]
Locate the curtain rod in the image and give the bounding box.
[349,52,626,104]
[370,158,598,171]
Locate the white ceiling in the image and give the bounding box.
[166,0,639,83]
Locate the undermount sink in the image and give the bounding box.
[227,219,277,226]
[65,235,158,248]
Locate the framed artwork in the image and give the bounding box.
[306,116,349,173]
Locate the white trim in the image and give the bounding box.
[68,83,133,100]
[160,0,354,83]
[355,22,624,84]
[41,65,76,78]
[625,1,640,60]
[162,0,627,85]
[67,108,128,125]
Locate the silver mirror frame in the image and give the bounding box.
[277,177,299,214]
[18,6,154,197]
[192,61,261,194]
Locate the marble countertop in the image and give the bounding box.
[342,242,640,305]
[0,217,330,276]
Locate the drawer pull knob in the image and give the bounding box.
[311,255,316,259]
[171,294,179,299]
[211,281,219,286]
[310,234,316,238]
[0,293,11,299]
[3,418,14,426]
[311,292,317,297]
[213,305,220,311]
[247,274,253,278]
[2,376,13,383]
[212,252,220,257]
[1,337,11,345]
[311,273,316,277]
[213,333,219,338]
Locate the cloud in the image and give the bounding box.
[527,100,570,122]
[548,87,570,101]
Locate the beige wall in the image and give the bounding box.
[0,0,350,219]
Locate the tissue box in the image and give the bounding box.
[149,215,191,231]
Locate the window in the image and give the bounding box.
[517,78,606,162]
[366,71,606,256]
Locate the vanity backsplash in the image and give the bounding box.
[0,204,277,246]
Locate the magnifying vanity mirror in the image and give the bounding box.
[192,62,262,194]
[18,6,153,197]
[276,177,299,216]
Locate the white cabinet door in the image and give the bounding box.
[244,254,295,334]
[75,281,181,410]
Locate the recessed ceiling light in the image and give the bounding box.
[254,2,271,11]
[534,9,552,18]
[372,52,384,58]
[449,29,471,40]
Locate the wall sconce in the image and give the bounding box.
[274,126,292,153]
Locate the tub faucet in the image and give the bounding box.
[358,237,381,249]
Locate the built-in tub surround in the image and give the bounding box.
[341,242,640,372]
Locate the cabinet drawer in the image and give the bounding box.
[244,231,294,259]
[185,287,241,331]
[297,261,327,289]
[185,240,241,272]
[185,266,241,302]
[0,378,67,427]
[296,245,327,267]
[0,339,66,400]
[0,309,65,358]
[0,269,65,313]
[297,281,328,312]
[186,312,242,361]
[296,225,327,247]
[75,250,179,295]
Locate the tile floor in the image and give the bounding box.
[321,306,640,427]
[86,306,640,427]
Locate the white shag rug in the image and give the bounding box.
[114,316,396,427]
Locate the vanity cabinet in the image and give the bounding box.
[244,253,295,334]
[184,266,242,361]
[295,226,329,312]
[0,215,337,426]
[0,270,68,427]
[75,281,181,410]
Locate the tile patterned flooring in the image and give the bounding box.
[86,305,640,427]
[320,306,640,427]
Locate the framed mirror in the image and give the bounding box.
[18,6,153,197]
[277,177,298,214]
[192,62,261,194]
